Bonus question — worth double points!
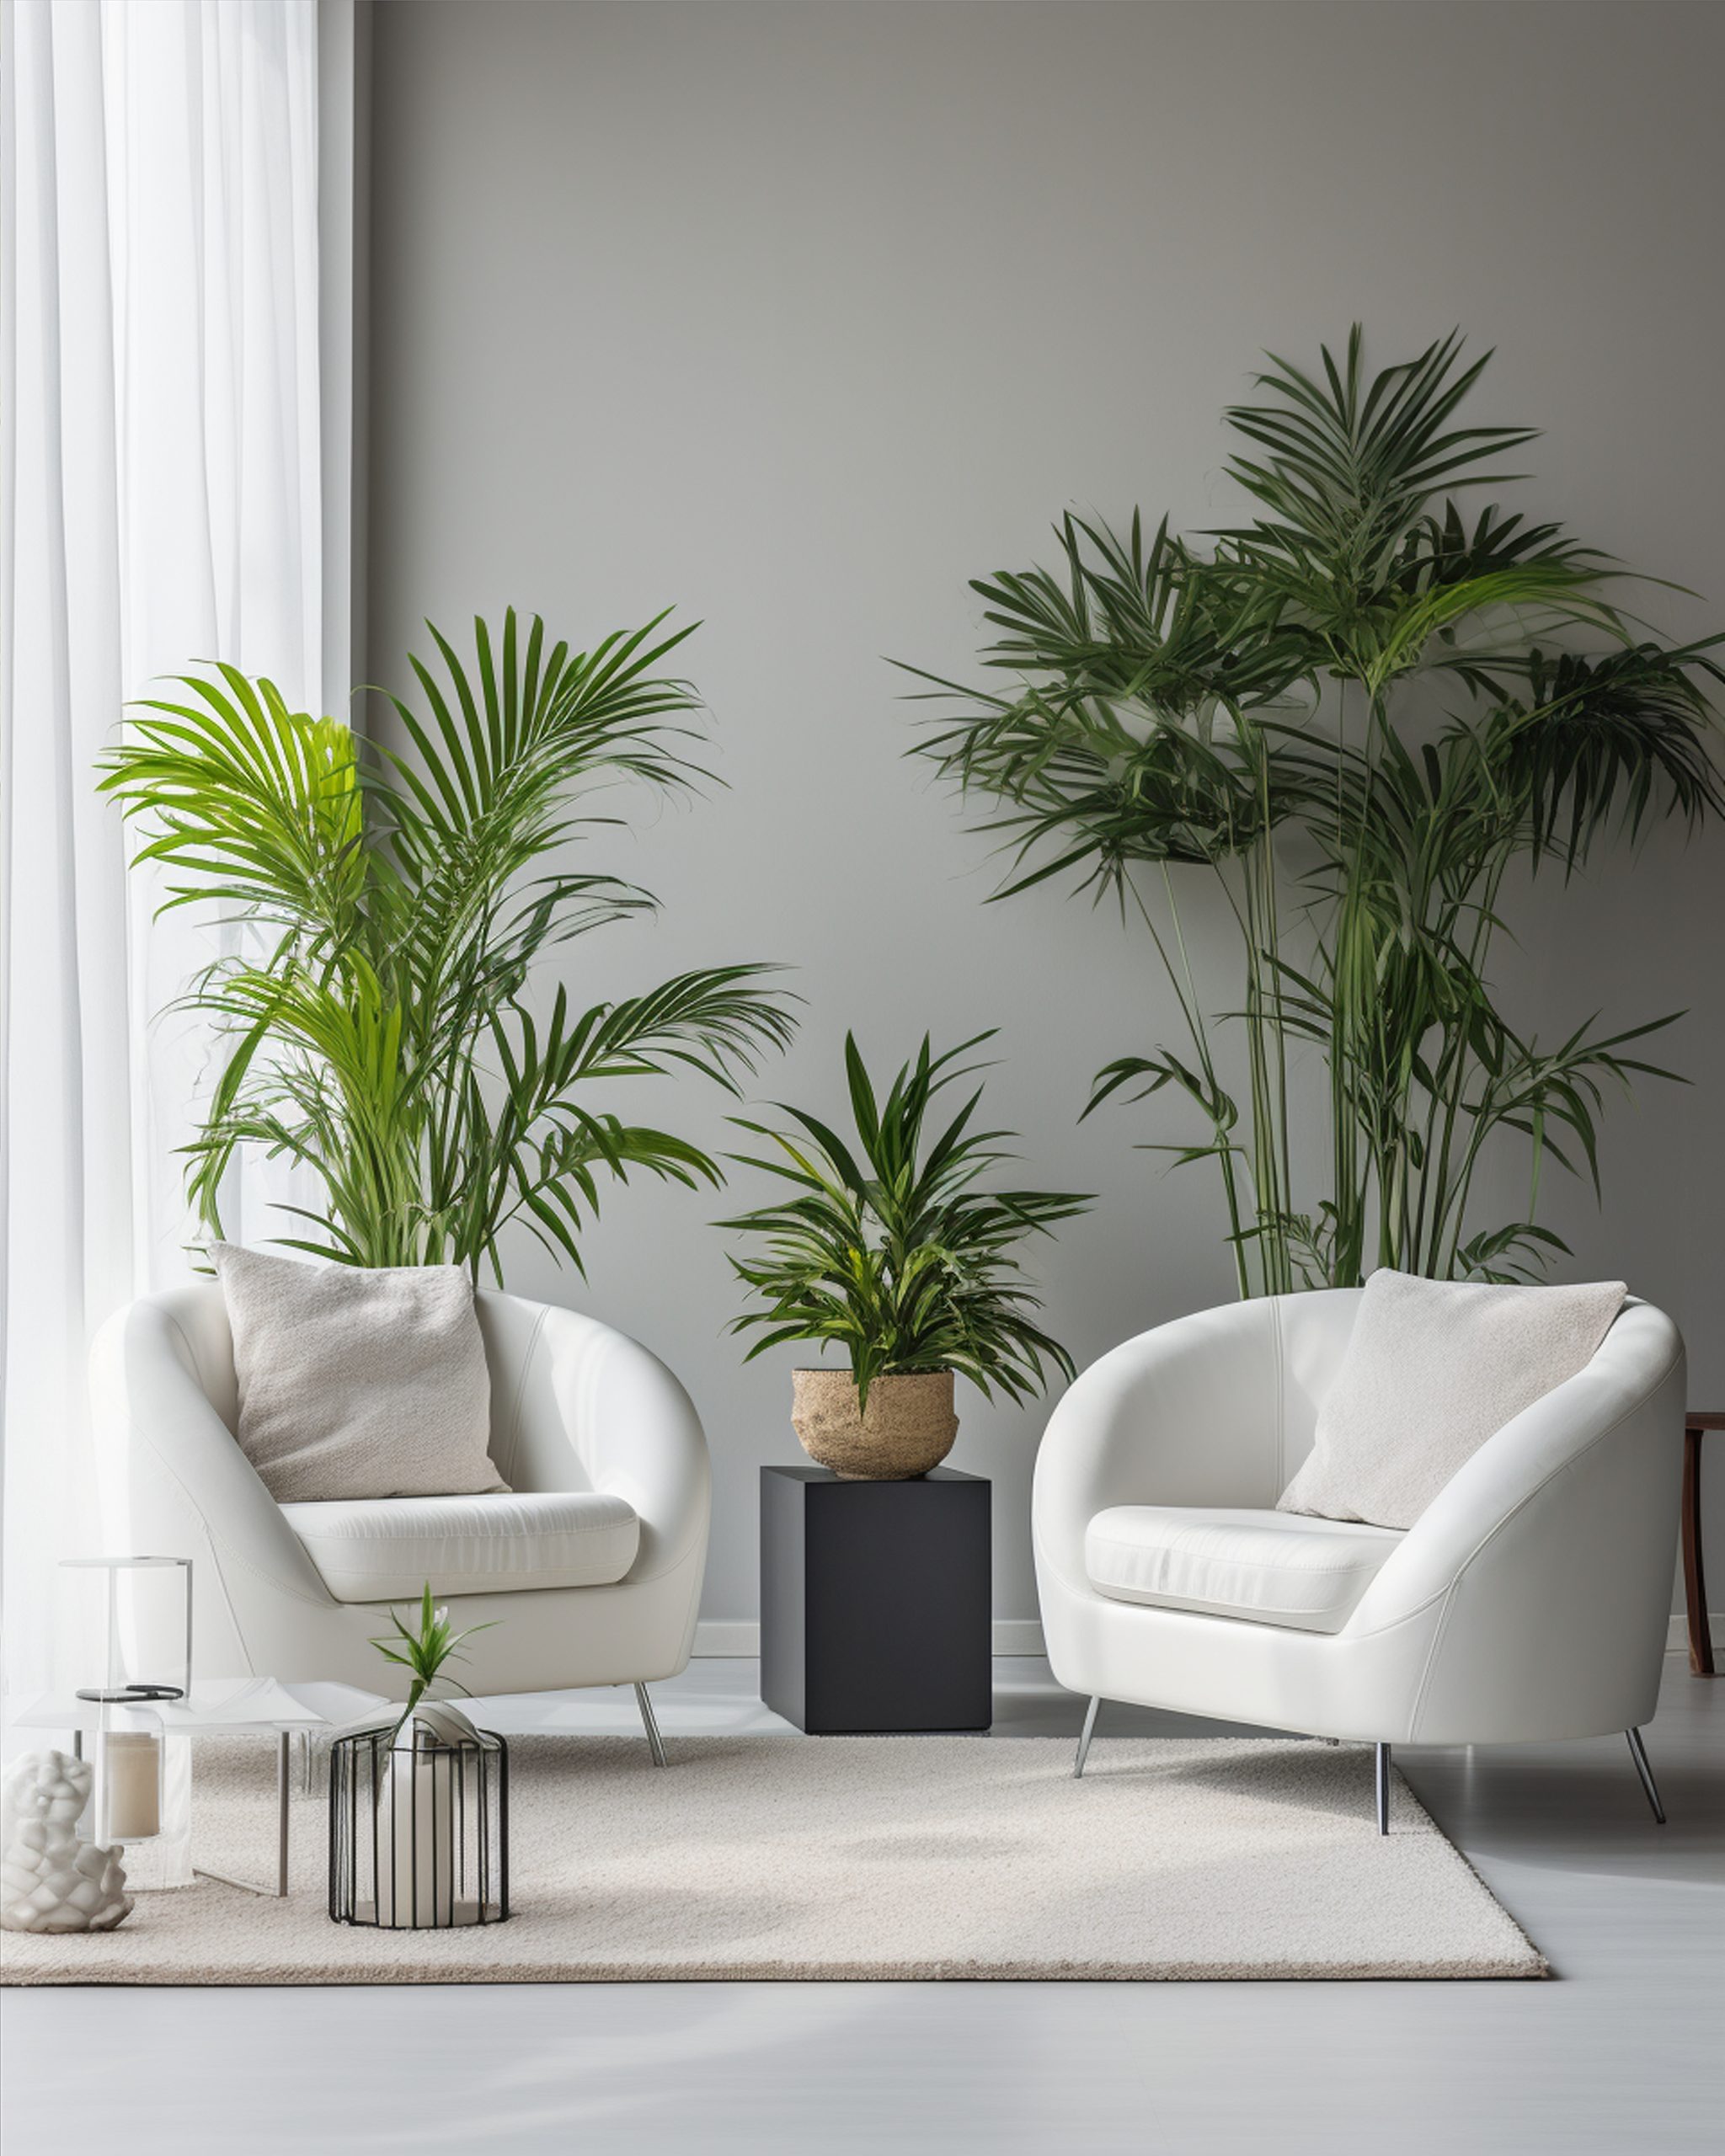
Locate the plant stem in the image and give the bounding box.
[1131,873,1252,1298]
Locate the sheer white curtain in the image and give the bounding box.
[1,0,355,1689]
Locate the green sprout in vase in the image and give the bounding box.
[370,1582,495,1737]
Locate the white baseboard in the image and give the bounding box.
[691,1621,761,1658]
[693,1619,1046,1659]
[699,1617,1712,1661]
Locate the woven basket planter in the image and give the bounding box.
[789,1368,957,1481]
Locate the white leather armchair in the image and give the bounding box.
[1033,1289,1685,1828]
[91,1285,711,1755]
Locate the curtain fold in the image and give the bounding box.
[2,0,349,1690]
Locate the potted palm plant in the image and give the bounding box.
[720,1033,1091,1479]
[98,608,796,1277]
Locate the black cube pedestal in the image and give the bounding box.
[760,1465,991,1734]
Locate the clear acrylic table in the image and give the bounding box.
[8,1678,390,1897]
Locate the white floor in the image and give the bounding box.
[3,1657,1719,2155]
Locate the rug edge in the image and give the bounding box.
[1,1952,1551,1986]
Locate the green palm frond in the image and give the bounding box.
[1215,328,1630,691]
[1391,499,1606,597]
[106,673,367,957]
[1220,326,1539,576]
[1479,642,1725,862]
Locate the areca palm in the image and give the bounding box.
[99,609,796,1277]
[915,329,1722,1289]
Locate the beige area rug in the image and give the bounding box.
[1,1735,1543,1983]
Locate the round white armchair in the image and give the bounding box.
[1033,1289,1685,1826]
[90,1285,712,1742]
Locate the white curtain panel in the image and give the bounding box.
[1,0,351,1688]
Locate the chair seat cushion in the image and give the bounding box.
[1084,1506,1403,1634]
[281,1490,640,1604]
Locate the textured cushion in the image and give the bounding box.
[281,1490,640,1603]
[1278,1268,1626,1530]
[1086,1506,1403,1634]
[213,1244,504,1503]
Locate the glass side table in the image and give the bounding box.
[8,1678,390,1898]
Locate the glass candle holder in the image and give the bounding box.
[62,1558,191,1874]
[76,1686,179,1842]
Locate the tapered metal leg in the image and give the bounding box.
[297,1728,314,1798]
[1375,1742,1391,1835]
[635,1682,668,1767]
[1073,1695,1101,1780]
[1625,1726,1666,1824]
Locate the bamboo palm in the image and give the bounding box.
[913,330,1722,1288]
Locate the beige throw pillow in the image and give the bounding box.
[1277,1268,1625,1530]
[213,1244,505,1503]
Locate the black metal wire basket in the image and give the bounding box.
[328,1716,509,1929]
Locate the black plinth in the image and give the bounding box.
[760,1465,991,1734]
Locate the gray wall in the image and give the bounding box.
[366,0,1725,1632]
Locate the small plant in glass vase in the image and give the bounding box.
[720,1033,1092,1479]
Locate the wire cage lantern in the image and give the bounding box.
[328,1713,508,1929]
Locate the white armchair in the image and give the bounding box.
[1033,1289,1685,1828]
[90,1285,711,1757]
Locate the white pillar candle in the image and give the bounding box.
[373,1744,457,1928]
[120,1735,193,1891]
[98,1731,160,1841]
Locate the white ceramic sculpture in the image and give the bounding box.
[0,1749,133,1933]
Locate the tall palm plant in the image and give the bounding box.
[99,608,796,1277]
[911,330,1722,1289]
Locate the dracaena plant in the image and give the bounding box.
[98,609,797,1277]
[718,1033,1092,1410]
[909,329,1722,1291]
[371,1583,493,1736]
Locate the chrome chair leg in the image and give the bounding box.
[1073,1694,1101,1780]
[635,1681,668,1768]
[1375,1742,1391,1835]
[1625,1726,1666,1824]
